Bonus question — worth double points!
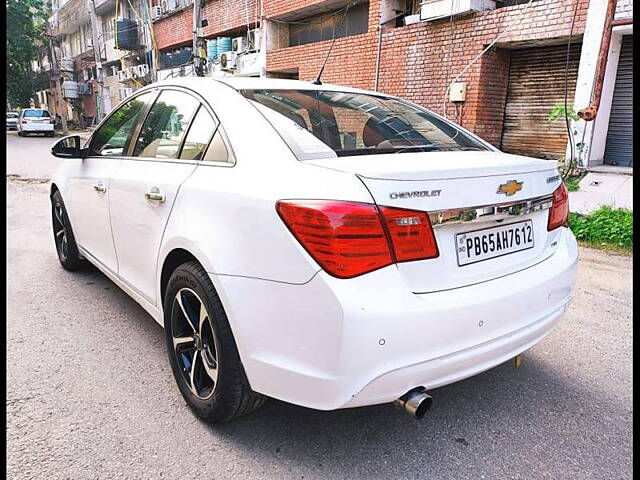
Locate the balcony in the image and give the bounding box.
[94,0,116,16]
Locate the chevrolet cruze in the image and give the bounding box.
[50,77,577,423]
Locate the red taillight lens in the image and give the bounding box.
[21,119,27,124]
[547,182,569,231]
[379,206,439,262]
[276,200,392,278]
[276,200,439,278]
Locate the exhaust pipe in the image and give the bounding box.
[393,388,433,419]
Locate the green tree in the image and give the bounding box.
[6,0,48,108]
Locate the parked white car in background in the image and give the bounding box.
[49,78,577,423]
[6,111,19,130]
[18,108,55,137]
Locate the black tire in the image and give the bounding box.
[18,131,23,137]
[51,191,85,271]
[164,261,266,423]
[46,131,55,137]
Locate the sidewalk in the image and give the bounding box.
[569,172,633,214]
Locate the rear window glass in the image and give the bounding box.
[23,110,51,118]
[240,89,489,160]
[7,113,18,118]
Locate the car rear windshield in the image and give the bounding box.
[23,110,51,118]
[240,89,488,159]
[7,113,18,118]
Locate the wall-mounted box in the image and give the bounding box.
[449,82,467,102]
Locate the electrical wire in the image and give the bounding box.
[443,0,460,119]
[442,0,535,118]
[268,1,360,26]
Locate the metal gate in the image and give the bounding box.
[603,35,633,167]
[501,43,581,159]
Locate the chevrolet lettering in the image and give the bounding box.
[389,190,441,199]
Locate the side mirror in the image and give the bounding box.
[51,135,84,158]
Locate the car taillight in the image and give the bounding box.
[21,119,27,124]
[276,200,439,278]
[547,182,569,231]
[379,206,439,262]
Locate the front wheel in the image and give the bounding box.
[51,191,85,271]
[164,261,266,423]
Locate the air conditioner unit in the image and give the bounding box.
[136,64,150,77]
[152,5,163,19]
[420,0,495,22]
[232,37,246,53]
[117,70,128,82]
[78,82,92,95]
[220,51,237,71]
[247,29,260,52]
[119,87,134,100]
[161,0,177,12]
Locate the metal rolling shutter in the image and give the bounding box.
[603,35,633,167]
[501,43,581,159]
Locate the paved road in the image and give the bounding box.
[6,133,633,479]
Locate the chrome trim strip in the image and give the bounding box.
[429,195,553,227]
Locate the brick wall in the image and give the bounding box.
[267,0,589,146]
[614,0,633,19]
[154,0,260,50]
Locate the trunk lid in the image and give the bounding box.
[306,151,564,293]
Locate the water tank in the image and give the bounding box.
[115,18,139,50]
[60,58,75,72]
[217,37,231,55]
[207,39,218,61]
[61,80,79,99]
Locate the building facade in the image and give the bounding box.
[33,0,632,170]
[35,0,157,127]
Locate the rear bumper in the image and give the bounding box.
[20,123,54,132]
[214,227,578,411]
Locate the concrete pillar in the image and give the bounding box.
[570,0,612,168]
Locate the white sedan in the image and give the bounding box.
[18,108,55,136]
[50,77,577,423]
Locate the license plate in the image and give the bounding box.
[455,220,534,266]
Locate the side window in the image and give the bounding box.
[203,128,233,164]
[90,92,152,156]
[133,90,199,159]
[179,106,218,161]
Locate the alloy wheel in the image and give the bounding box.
[53,202,69,261]
[171,288,220,400]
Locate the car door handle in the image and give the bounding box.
[93,182,106,193]
[144,187,166,203]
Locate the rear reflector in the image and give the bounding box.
[276,200,439,278]
[547,182,569,231]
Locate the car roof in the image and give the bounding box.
[215,77,384,96]
[149,76,390,99]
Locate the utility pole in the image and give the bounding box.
[192,0,206,76]
[47,36,68,135]
[88,0,105,121]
